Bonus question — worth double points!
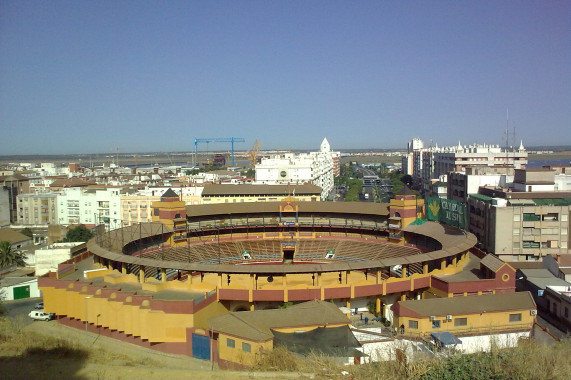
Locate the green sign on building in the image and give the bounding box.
[427,197,467,229]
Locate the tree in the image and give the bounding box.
[63,225,94,243]
[0,240,26,268]
[21,228,33,239]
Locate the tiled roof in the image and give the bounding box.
[480,254,505,272]
[0,229,31,244]
[161,188,179,198]
[209,300,349,342]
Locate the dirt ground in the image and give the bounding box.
[0,318,306,380]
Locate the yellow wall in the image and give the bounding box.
[217,333,272,366]
[40,281,227,344]
[394,308,535,337]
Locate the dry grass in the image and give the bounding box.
[0,317,157,366]
[253,339,571,380]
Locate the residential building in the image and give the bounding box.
[433,142,527,179]
[0,188,10,227]
[1,174,31,223]
[121,187,202,226]
[17,193,58,225]
[468,186,571,261]
[544,285,571,330]
[402,138,527,197]
[391,292,536,353]
[448,166,514,204]
[57,187,122,229]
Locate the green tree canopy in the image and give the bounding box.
[0,240,26,268]
[20,228,33,238]
[63,225,94,243]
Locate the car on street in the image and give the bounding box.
[34,302,44,310]
[28,310,54,321]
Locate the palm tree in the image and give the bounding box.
[0,241,26,268]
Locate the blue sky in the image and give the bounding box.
[1,1,569,154]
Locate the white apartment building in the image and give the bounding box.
[448,166,515,204]
[433,141,528,178]
[57,187,122,229]
[255,138,338,200]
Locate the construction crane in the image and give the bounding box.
[193,137,245,167]
[249,140,262,166]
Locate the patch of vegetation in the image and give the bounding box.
[62,225,94,243]
[0,241,26,268]
[253,337,571,380]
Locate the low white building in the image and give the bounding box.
[34,242,85,277]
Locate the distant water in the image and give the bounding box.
[527,159,571,168]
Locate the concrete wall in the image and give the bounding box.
[35,243,80,276]
[1,278,41,301]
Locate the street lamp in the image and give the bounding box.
[85,296,90,333]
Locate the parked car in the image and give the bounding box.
[34,302,44,310]
[28,311,54,321]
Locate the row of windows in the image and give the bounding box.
[408,313,522,330]
[226,338,250,353]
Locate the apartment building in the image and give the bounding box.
[448,166,514,204]
[57,187,122,229]
[402,138,527,197]
[468,188,571,261]
[120,187,202,226]
[17,193,58,225]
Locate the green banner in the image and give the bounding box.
[427,197,467,229]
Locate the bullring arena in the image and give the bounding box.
[39,191,513,363]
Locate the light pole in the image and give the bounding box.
[85,296,90,334]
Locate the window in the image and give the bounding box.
[242,342,251,352]
[509,313,522,322]
[408,320,418,330]
[432,320,441,329]
[561,214,568,222]
[513,229,520,235]
[513,242,520,249]
[513,214,521,222]
[454,318,467,327]
[523,213,540,221]
[226,338,235,348]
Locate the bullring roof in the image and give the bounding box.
[186,201,390,218]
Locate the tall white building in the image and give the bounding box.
[57,187,122,229]
[255,138,338,199]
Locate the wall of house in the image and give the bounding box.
[217,332,272,367]
[393,308,535,337]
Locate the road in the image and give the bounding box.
[2,297,42,326]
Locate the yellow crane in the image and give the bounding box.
[249,140,262,166]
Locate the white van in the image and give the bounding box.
[28,310,54,321]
